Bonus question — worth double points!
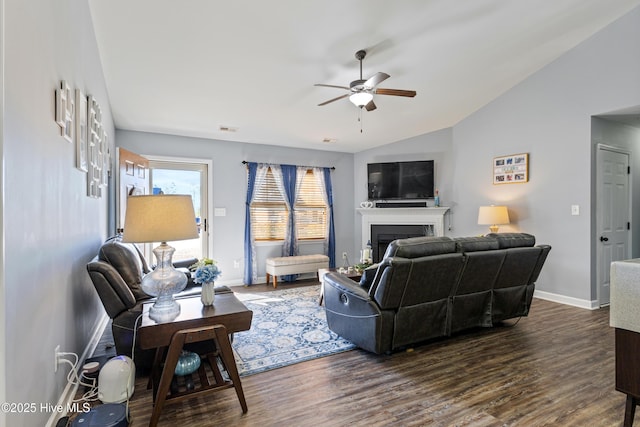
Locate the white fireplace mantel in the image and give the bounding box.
[357,207,449,249]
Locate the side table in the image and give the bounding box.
[138,293,253,427]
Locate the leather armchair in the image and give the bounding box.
[87,236,210,365]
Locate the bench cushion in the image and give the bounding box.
[266,254,329,266]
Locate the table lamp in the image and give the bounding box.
[122,194,199,321]
[478,205,510,233]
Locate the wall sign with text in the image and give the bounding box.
[493,153,528,184]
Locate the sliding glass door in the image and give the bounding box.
[148,159,209,261]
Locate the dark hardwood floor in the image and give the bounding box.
[115,284,625,427]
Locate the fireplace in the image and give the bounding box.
[371,224,434,262]
[357,207,449,263]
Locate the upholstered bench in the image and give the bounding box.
[266,254,329,288]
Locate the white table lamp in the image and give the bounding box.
[478,205,510,233]
[122,194,199,322]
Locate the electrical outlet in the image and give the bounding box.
[342,252,348,259]
[233,259,240,269]
[54,345,60,373]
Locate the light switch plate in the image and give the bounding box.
[571,205,580,216]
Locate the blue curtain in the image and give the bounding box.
[243,162,257,284]
[323,167,336,268]
[280,164,298,281]
[245,162,335,283]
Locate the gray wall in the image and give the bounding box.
[450,6,640,305]
[119,5,640,304]
[354,7,640,306]
[446,7,640,305]
[353,127,455,247]
[2,0,114,425]
[3,3,639,425]
[116,130,356,284]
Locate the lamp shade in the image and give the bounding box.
[349,92,374,107]
[478,205,510,226]
[122,194,199,243]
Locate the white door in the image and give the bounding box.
[148,158,210,261]
[116,148,150,232]
[596,145,631,306]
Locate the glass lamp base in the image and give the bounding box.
[148,294,181,323]
[141,242,188,323]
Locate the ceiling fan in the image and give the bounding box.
[315,49,417,111]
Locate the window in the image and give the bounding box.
[250,168,288,240]
[295,170,327,240]
[250,168,327,241]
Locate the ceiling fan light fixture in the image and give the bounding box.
[349,92,373,107]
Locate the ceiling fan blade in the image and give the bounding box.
[318,93,349,106]
[364,100,377,111]
[375,88,417,97]
[364,72,390,89]
[314,83,350,90]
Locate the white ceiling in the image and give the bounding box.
[88,0,640,153]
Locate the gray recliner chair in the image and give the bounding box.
[86,236,224,365]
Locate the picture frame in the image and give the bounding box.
[493,153,528,184]
[75,89,88,172]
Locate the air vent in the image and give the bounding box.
[219,125,238,132]
[322,138,337,143]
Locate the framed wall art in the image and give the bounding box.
[87,95,103,198]
[75,89,88,172]
[55,80,74,142]
[493,153,529,184]
[100,131,110,187]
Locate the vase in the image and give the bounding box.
[201,281,216,306]
[174,350,201,376]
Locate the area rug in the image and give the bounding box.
[233,285,356,376]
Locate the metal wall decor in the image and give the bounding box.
[87,95,104,198]
[55,80,110,198]
[55,80,74,143]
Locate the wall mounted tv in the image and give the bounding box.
[367,160,434,200]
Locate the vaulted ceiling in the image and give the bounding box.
[88,1,640,153]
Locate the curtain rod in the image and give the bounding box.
[242,160,335,170]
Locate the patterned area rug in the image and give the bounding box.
[233,285,356,376]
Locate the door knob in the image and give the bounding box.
[600,236,609,242]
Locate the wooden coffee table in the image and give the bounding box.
[138,293,253,427]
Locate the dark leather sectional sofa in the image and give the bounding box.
[322,233,551,354]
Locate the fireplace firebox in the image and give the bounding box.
[371,224,434,263]
[357,206,449,263]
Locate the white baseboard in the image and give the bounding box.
[217,278,247,287]
[533,290,600,310]
[45,313,110,427]
[221,272,319,288]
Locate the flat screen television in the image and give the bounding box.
[367,160,434,200]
